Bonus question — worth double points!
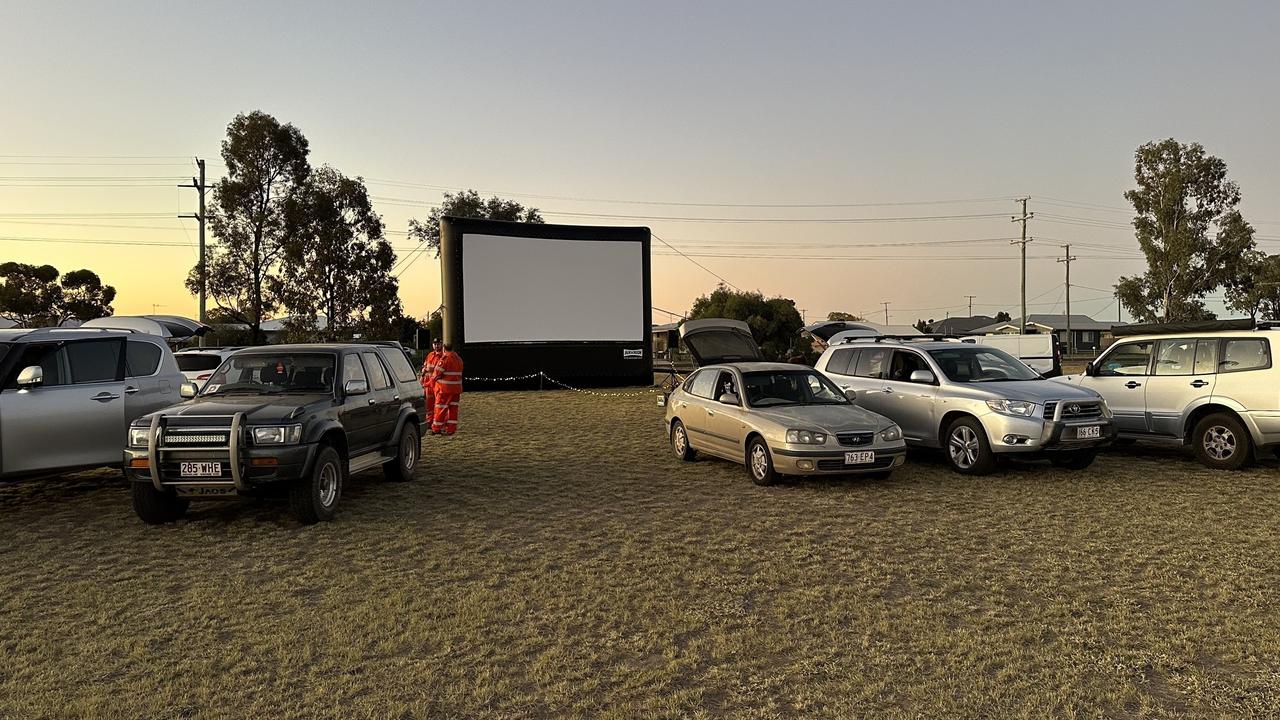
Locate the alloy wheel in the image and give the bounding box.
[750,444,769,479]
[949,426,980,469]
[1203,425,1237,461]
[673,425,687,456]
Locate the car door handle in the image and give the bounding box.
[882,387,894,394]
[124,386,139,395]
[1190,380,1209,388]
[393,394,400,401]
[1124,381,1142,389]
[92,392,120,402]
[367,398,376,405]
[707,409,716,417]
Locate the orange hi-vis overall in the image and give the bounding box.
[431,351,464,435]
[420,349,444,418]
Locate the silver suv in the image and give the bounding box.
[1056,324,1280,469]
[0,328,191,478]
[817,338,1116,474]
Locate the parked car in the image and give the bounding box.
[817,337,1114,474]
[174,347,243,389]
[123,343,427,524]
[1055,322,1280,469]
[0,328,188,478]
[665,319,907,485]
[961,333,1062,377]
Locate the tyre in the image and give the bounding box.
[1193,413,1252,470]
[291,445,344,524]
[131,482,189,524]
[945,417,997,475]
[671,420,697,462]
[746,437,779,486]
[1051,450,1097,470]
[383,423,420,482]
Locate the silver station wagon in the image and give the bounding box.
[664,319,906,485]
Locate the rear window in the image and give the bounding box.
[1221,338,1270,372]
[125,340,163,377]
[176,354,225,372]
[378,347,417,384]
[825,348,857,375]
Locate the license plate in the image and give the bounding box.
[180,462,222,477]
[1074,425,1101,440]
[844,451,876,465]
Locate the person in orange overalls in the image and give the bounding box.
[419,338,445,420]
[430,343,464,435]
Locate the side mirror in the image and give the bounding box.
[718,392,740,405]
[909,369,936,384]
[844,388,859,401]
[344,379,369,396]
[1082,363,1095,377]
[16,365,43,389]
[179,381,199,399]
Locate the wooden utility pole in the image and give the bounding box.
[965,295,976,316]
[1057,244,1077,353]
[881,302,890,325]
[179,158,207,345]
[1011,198,1033,333]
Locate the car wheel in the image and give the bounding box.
[383,423,420,482]
[1193,413,1252,470]
[131,482,189,524]
[291,445,343,524]
[671,420,697,462]
[746,437,779,486]
[945,417,997,475]
[1051,450,1097,470]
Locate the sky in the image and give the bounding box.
[2,1,1279,326]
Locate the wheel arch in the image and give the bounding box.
[1184,403,1246,445]
[743,430,766,464]
[938,410,981,446]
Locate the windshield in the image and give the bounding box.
[742,370,849,407]
[176,354,225,372]
[928,346,1040,382]
[201,353,336,395]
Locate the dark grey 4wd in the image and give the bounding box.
[123,343,427,524]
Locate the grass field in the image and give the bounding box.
[3,390,1280,719]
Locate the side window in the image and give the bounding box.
[1154,338,1196,376]
[5,344,70,388]
[714,370,738,401]
[689,370,717,399]
[379,348,417,384]
[342,353,368,386]
[1221,338,1270,373]
[66,339,123,384]
[681,369,702,394]
[125,340,163,378]
[1098,341,1153,377]
[361,351,392,390]
[1193,339,1219,375]
[825,348,858,375]
[853,347,889,379]
[888,351,929,382]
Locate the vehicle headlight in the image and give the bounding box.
[880,425,902,442]
[128,426,151,447]
[985,399,1038,417]
[251,424,303,445]
[785,429,828,444]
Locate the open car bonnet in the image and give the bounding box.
[679,318,763,366]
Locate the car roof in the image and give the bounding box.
[0,327,136,342]
[697,361,814,373]
[1110,329,1280,343]
[235,343,385,354]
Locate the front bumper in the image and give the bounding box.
[770,444,908,475]
[984,412,1117,454]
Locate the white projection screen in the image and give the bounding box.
[461,233,645,343]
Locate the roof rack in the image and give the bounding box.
[841,333,960,344]
[20,326,138,336]
[1112,319,1269,337]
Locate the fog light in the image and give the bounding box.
[797,460,815,471]
[250,457,279,467]
[129,458,149,468]
[1002,435,1030,445]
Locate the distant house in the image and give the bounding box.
[929,315,997,335]
[969,314,1121,353]
[261,315,329,343]
[651,322,681,361]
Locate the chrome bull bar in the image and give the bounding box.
[146,411,247,493]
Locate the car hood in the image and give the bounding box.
[754,403,891,431]
[141,394,332,425]
[964,379,1100,402]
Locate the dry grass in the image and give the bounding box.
[2,390,1280,719]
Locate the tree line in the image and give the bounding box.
[0,264,115,327]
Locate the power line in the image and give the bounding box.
[651,233,740,291]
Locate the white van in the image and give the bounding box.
[962,334,1061,377]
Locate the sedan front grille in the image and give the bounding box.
[836,431,874,447]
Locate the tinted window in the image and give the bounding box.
[1098,341,1152,377]
[854,347,889,379]
[5,344,69,388]
[379,347,417,384]
[1154,338,1196,376]
[689,370,717,399]
[176,354,224,372]
[66,340,122,384]
[1221,338,1270,372]
[888,351,930,382]
[1193,339,1219,375]
[362,352,392,390]
[343,353,368,385]
[825,348,857,375]
[125,340,163,377]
